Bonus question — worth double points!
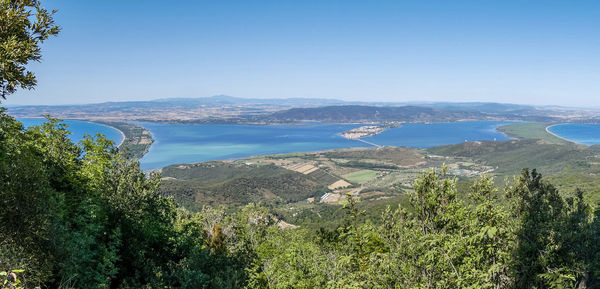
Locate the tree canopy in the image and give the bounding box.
[0,0,59,100]
[2,1,600,288]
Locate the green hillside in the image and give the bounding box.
[428,139,600,202]
[160,162,330,208]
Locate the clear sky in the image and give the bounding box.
[7,0,600,107]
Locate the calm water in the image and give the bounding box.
[139,123,362,170]
[366,121,510,147]
[548,124,600,145]
[18,118,124,146]
[139,121,511,170]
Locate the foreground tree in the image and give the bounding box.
[0,0,60,100]
[507,169,597,288]
[2,6,600,284]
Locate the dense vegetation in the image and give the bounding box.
[3,2,600,288]
[2,110,600,288]
[160,162,329,208]
[0,111,254,288]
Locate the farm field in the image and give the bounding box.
[343,170,378,184]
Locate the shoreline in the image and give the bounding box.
[107,124,127,148]
[494,122,519,141]
[16,117,127,147]
[545,124,582,145]
[79,120,127,148]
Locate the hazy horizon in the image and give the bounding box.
[6,94,598,110]
[5,0,600,107]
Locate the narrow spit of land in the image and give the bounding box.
[93,121,155,159]
[112,126,126,148]
[497,122,572,145]
[356,138,382,147]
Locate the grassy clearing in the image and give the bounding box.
[498,122,569,144]
[343,169,378,184]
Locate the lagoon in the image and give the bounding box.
[547,124,600,145]
[365,121,511,147]
[139,121,511,170]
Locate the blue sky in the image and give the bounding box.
[7,0,600,106]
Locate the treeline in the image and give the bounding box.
[2,112,600,288]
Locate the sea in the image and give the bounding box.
[547,124,600,145]
[18,118,124,146]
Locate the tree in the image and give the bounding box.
[0,0,60,100]
[507,169,597,288]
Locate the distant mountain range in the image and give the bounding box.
[152,95,350,106]
[6,95,598,124]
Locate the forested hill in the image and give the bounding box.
[264,105,480,123]
[263,105,555,123]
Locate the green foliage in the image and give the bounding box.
[1,109,600,288]
[236,168,600,288]
[506,169,596,288]
[0,269,24,289]
[0,0,60,100]
[0,113,252,288]
[160,162,329,207]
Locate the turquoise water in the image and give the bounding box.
[18,118,124,146]
[139,121,511,170]
[139,123,362,170]
[547,124,600,145]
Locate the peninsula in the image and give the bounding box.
[340,125,388,139]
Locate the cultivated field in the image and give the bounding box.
[343,170,378,184]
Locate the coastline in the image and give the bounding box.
[107,124,127,148]
[545,124,581,145]
[494,122,519,141]
[81,120,127,148]
[16,117,127,147]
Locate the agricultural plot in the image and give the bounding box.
[343,170,378,184]
[328,180,352,190]
[307,169,340,186]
